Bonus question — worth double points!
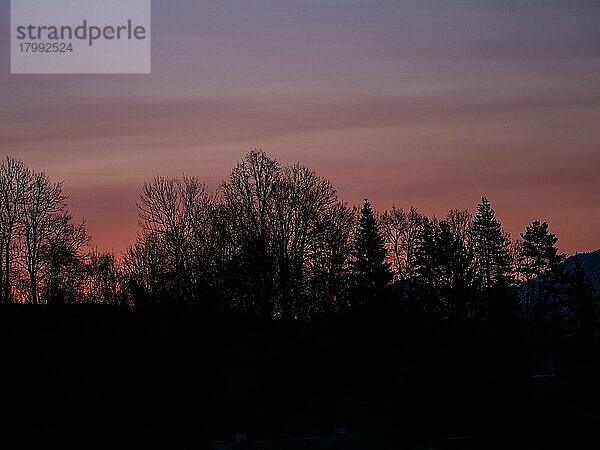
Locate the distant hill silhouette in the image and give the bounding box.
[564,249,600,270]
[564,249,600,293]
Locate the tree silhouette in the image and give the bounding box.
[519,221,565,279]
[21,171,67,304]
[221,149,279,316]
[124,232,166,306]
[44,213,90,304]
[307,202,355,314]
[380,205,407,280]
[87,251,122,305]
[136,175,212,305]
[518,220,566,328]
[0,157,32,303]
[380,206,424,284]
[271,163,338,318]
[0,157,89,304]
[412,216,442,314]
[351,199,392,305]
[470,197,512,290]
[407,212,479,318]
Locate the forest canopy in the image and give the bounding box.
[0,151,596,341]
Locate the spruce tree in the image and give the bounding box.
[519,220,565,279]
[470,197,512,290]
[413,218,476,318]
[412,217,445,315]
[351,199,392,304]
[519,221,566,327]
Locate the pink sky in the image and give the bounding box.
[1,0,599,255]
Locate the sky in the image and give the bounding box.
[1,0,599,254]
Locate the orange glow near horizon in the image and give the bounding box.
[1,1,599,255]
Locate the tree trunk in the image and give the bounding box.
[4,244,10,303]
[30,273,37,305]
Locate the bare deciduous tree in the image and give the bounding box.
[307,202,356,315]
[0,157,32,303]
[272,163,337,318]
[446,209,472,244]
[20,171,66,304]
[43,212,90,304]
[0,157,90,304]
[380,206,407,280]
[380,206,423,283]
[220,149,280,315]
[86,251,122,305]
[135,174,213,305]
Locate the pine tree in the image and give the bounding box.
[519,221,566,328]
[519,221,565,280]
[412,218,476,317]
[351,199,392,304]
[470,197,512,290]
[413,217,438,288]
[412,217,445,315]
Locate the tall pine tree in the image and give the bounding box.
[519,221,566,328]
[519,221,565,279]
[351,199,392,305]
[470,197,512,290]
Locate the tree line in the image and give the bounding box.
[1,151,597,339]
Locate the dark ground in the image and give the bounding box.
[0,304,598,449]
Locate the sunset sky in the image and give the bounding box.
[1,0,599,254]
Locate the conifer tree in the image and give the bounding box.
[519,221,566,327]
[412,218,476,317]
[351,199,392,304]
[413,217,438,288]
[519,220,565,280]
[470,197,512,290]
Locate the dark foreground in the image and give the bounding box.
[0,305,598,449]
